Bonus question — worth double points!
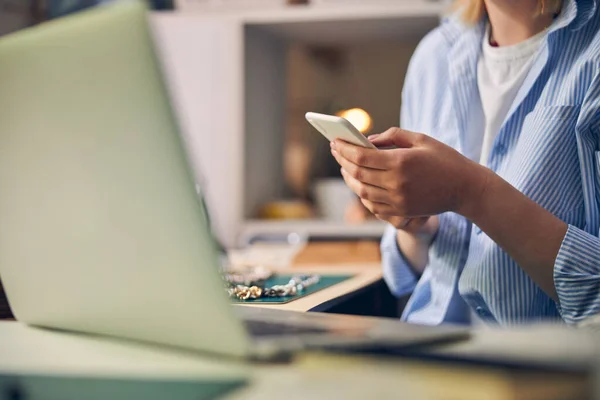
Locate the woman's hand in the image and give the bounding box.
[330,127,491,224]
[331,127,568,300]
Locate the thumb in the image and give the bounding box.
[369,127,420,149]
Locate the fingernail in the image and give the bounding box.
[330,141,337,150]
[368,134,380,141]
[331,149,337,156]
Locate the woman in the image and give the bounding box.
[331,0,600,325]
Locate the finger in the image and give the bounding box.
[406,216,430,227]
[369,127,423,149]
[340,168,394,204]
[371,213,432,232]
[374,214,409,229]
[404,216,427,230]
[331,140,389,170]
[360,199,398,216]
[402,217,432,235]
[367,128,397,148]
[331,149,387,189]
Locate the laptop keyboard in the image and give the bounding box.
[244,320,328,337]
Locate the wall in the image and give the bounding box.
[244,39,421,212]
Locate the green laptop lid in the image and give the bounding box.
[0,1,251,357]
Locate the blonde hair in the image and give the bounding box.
[454,0,563,24]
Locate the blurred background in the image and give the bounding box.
[0,0,446,253]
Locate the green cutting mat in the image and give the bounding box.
[231,275,353,304]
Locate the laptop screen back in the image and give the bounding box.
[0,1,250,356]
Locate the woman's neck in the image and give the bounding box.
[484,0,555,46]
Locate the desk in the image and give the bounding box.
[228,239,385,314]
[226,240,394,316]
[0,321,594,400]
[238,264,383,313]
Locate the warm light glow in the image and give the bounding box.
[336,108,372,134]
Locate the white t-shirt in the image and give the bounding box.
[477,25,547,166]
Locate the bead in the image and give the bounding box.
[226,274,320,300]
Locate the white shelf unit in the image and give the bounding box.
[241,2,446,44]
[151,2,444,248]
[239,219,387,245]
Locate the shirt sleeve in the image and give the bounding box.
[380,224,419,297]
[380,212,470,298]
[382,26,470,299]
[554,225,600,324]
[553,70,600,324]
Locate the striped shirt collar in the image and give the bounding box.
[441,0,598,164]
[563,0,597,31]
[442,0,598,41]
[440,0,599,80]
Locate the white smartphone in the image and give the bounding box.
[305,112,376,149]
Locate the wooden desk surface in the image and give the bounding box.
[237,263,383,312]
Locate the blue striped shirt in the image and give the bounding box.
[382,0,600,326]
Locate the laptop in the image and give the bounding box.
[0,0,467,359]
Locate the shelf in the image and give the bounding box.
[151,4,439,246]
[247,16,442,44]
[174,1,446,20]
[248,2,445,44]
[239,219,387,244]
[241,1,446,24]
[163,1,446,43]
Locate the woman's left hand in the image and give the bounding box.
[330,127,490,222]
